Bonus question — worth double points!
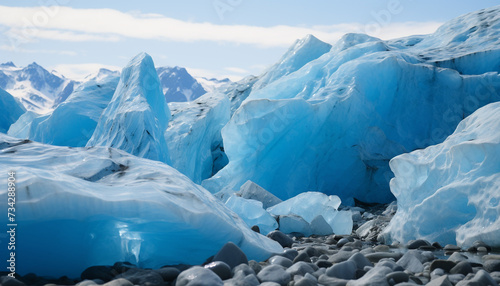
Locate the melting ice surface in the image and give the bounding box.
[0,134,282,278]
[203,6,500,204]
[384,102,500,248]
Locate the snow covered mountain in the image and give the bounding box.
[203,6,500,204]
[157,66,206,102]
[0,61,76,114]
[195,76,231,93]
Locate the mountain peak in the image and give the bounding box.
[0,61,16,68]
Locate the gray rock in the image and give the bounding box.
[205,261,232,280]
[176,266,223,286]
[396,250,424,273]
[269,255,293,268]
[310,215,334,235]
[259,282,281,286]
[348,252,373,270]
[257,265,291,286]
[346,265,392,286]
[373,245,390,252]
[426,275,453,286]
[101,278,134,286]
[81,265,116,282]
[449,261,473,276]
[116,268,164,286]
[337,238,351,248]
[153,267,180,281]
[293,251,312,263]
[286,261,315,276]
[225,272,260,286]
[456,269,498,286]
[329,250,355,263]
[484,260,500,273]
[281,249,299,261]
[448,252,468,263]
[386,271,409,284]
[294,274,317,286]
[430,260,456,273]
[76,280,99,286]
[316,260,333,268]
[326,260,357,280]
[407,240,430,249]
[232,264,255,276]
[443,244,461,252]
[377,259,404,272]
[318,274,349,286]
[0,276,26,286]
[267,231,294,248]
[214,242,248,269]
[248,260,262,274]
[365,252,402,263]
[447,274,465,285]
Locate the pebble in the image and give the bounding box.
[204,261,232,280]
[326,260,357,280]
[257,265,291,286]
[484,259,500,273]
[407,239,430,249]
[449,261,473,276]
[175,266,223,286]
[443,244,462,252]
[115,269,163,286]
[267,230,294,248]
[213,242,248,269]
[430,259,457,272]
[153,267,180,281]
[286,261,315,277]
[426,275,453,286]
[102,278,133,286]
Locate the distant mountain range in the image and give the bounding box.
[0,61,232,113]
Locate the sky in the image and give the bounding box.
[0,0,498,81]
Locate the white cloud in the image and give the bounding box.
[52,63,121,81]
[0,44,77,56]
[0,5,443,48]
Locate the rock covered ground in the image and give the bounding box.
[2,203,500,286]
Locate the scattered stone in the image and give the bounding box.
[348,252,373,270]
[483,260,500,273]
[346,265,392,286]
[426,275,453,286]
[286,261,315,277]
[102,278,134,286]
[318,274,349,286]
[443,244,461,252]
[448,252,468,263]
[204,261,232,280]
[213,242,248,269]
[397,250,424,273]
[257,265,291,286]
[430,260,457,272]
[267,231,294,248]
[329,250,354,263]
[337,238,351,248]
[316,260,333,268]
[248,260,262,274]
[115,268,164,286]
[176,266,223,286]
[407,239,430,249]
[153,267,180,281]
[455,269,497,286]
[251,225,260,233]
[81,266,116,282]
[432,242,443,249]
[450,261,473,276]
[293,251,312,264]
[386,271,409,284]
[326,260,357,280]
[373,245,390,252]
[365,252,403,263]
[0,276,26,286]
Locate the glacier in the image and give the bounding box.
[0,134,283,278]
[225,195,278,235]
[203,6,500,204]
[166,92,230,184]
[267,192,353,235]
[383,101,500,248]
[8,72,119,147]
[87,53,171,164]
[0,88,24,133]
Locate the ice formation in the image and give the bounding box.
[0,134,283,278]
[384,102,500,248]
[267,192,353,235]
[166,92,230,183]
[203,7,500,204]
[7,74,119,147]
[225,195,278,235]
[87,53,171,164]
[237,180,282,209]
[0,88,24,133]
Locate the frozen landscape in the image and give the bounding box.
[1,4,500,286]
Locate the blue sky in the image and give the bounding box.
[0,1,497,81]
